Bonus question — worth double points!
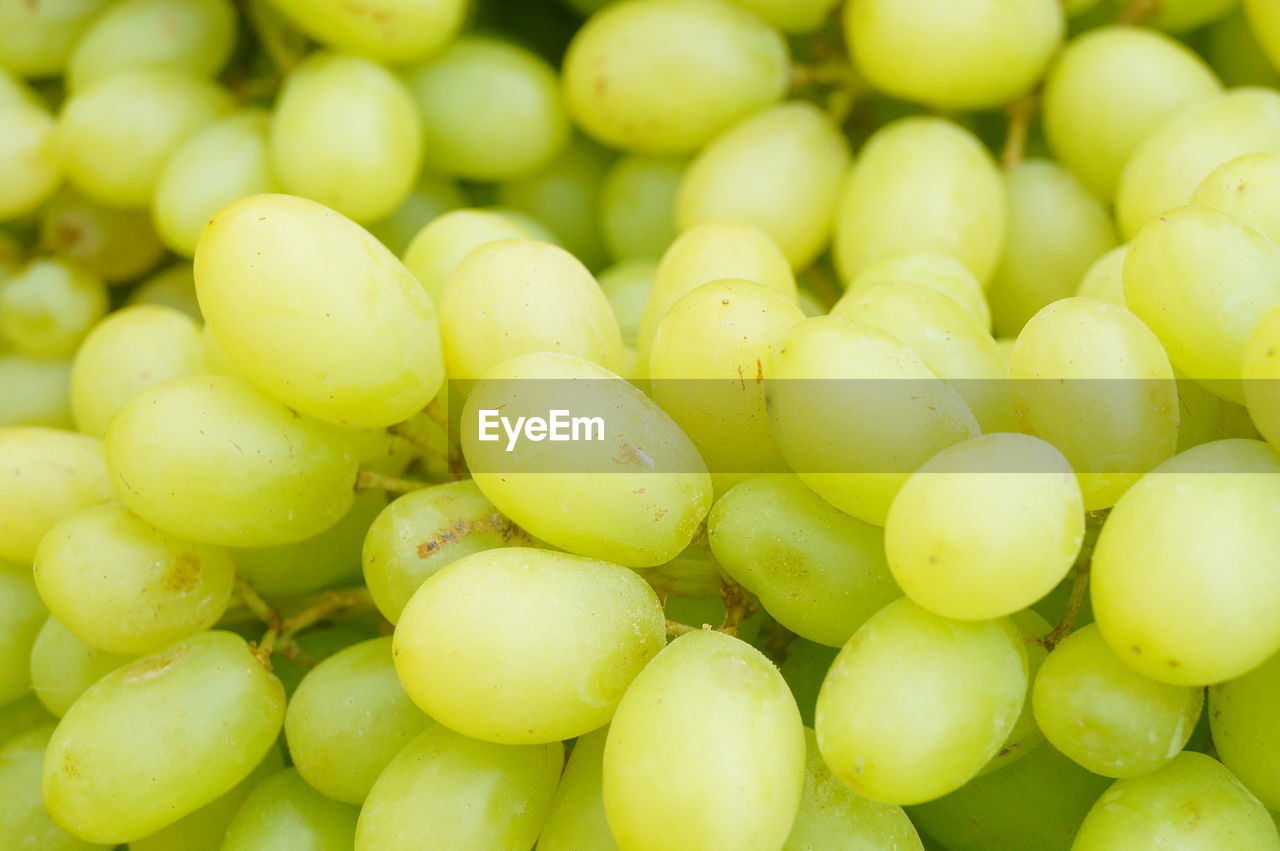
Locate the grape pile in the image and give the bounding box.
[4,0,1280,849]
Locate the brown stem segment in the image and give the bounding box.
[279,588,375,640]
[1039,559,1091,651]
[1120,0,1162,25]
[356,469,432,494]
[1002,94,1037,168]
[720,581,752,637]
[665,620,700,636]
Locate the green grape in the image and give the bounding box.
[0,258,108,359]
[285,637,430,803]
[725,0,838,32]
[127,264,200,319]
[1116,88,1280,240]
[104,375,357,547]
[677,101,850,270]
[29,617,131,716]
[597,258,656,349]
[0,565,46,705]
[988,160,1117,337]
[0,355,73,428]
[767,315,979,526]
[0,427,112,564]
[222,768,359,850]
[0,726,107,850]
[152,110,275,256]
[1073,752,1280,849]
[1091,439,1280,685]
[195,193,445,427]
[1194,152,1280,245]
[0,99,60,220]
[402,208,532,302]
[270,620,383,696]
[1033,623,1203,778]
[262,0,466,64]
[1210,649,1280,809]
[832,117,1005,286]
[1009,297,1178,510]
[66,0,236,92]
[1174,368,1253,451]
[33,503,236,655]
[39,189,166,283]
[270,52,422,223]
[603,629,805,851]
[599,154,684,261]
[1247,0,1280,72]
[1075,244,1128,306]
[708,475,901,647]
[1211,8,1280,87]
[43,631,285,844]
[1124,204,1280,402]
[844,0,1062,110]
[405,36,568,181]
[0,695,56,748]
[537,727,616,851]
[885,433,1083,621]
[69,305,203,437]
[1244,303,1280,446]
[979,608,1050,776]
[366,174,465,256]
[1042,26,1220,200]
[57,70,232,209]
[780,639,839,727]
[815,597,1027,805]
[0,0,113,77]
[485,205,560,244]
[355,724,563,851]
[784,727,923,851]
[562,0,788,154]
[394,547,665,743]
[1149,0,1239,31]
[463,352,713,566]
[846,250,991,330]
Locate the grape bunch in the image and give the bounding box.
[4,0,1280,849]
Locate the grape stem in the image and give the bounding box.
[1001,93,1037,168]
[235,575,284,668]
[665,620,700,636]
[1120,0,1162,25]
[355,469,432,494]
[244,0,304,76]
[719,579,756,636]
[279,588,375,640]
[234,577,375,669]
[1038,559,1090,651]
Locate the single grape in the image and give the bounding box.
[262,0,466,64]
[846,251,991,330]
[0,0,114,77]
[1210,649,1280,809]
[0,725,107,850]
[39,189,166,284]
[0,258,109,359]
[29,617,132,716]
[0,355,73,429]
[599,154,684,262]
[1148,0,1239,32]
[0,564,47,706]
[221,768,360,851]
[596,258,656,349]
[1244,302,1280,446]
[1193,152,1280,245]
[726,0,838,32]
[401,208,531,302]
[537,726,615,851]
[979,608,1051,776]
[1075,244,1128,306]
[0,99,60,220]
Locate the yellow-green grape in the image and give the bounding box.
[0,0,113,77]
[725,0,837,32]
[1244,303,1280,446]
[0,695,55,748]
[285,637,430,804]
[463,352,713,566]
[0,565,46,705]
[1193,152,1280,245]
[66,0,235,92]
[599,154,684,261]
[1032,624,1203,778]
[1042,26,1220,200]
[785,727,923,851]
[979,608,1050,776]
[0,99,59,220]
[355,725,563,851]
[844,0,1062,110]
[1211,8,1280,87]
[222,768,359,850]
[29,618,131,717]
[847,250,991,330]
[1116,88,1280,239]
[440,239,624,385]
[39,190,166,284]
[1075,244,1128,306]
[104,375,357,547]
[0,355,73,428]
[394,547,665,743]
[0,259,108,359]
[0,726,108,851]
[563,0,788,154]
[1174,369,1254,451]
[816,598,1027,805]
[597,258,656,348]
[1149,0,1239,31]
[57,71,231,209]
[833,117,1005,285]
[270,53,422,223]
[1091,439,1280,685]
[988,160,1118,337]
[366,174,465,256]
[537,726,615,851]
[603,630,805,851]
[69,305,202,437]
[0,428,111,564]
[405,37,567,181]
[485,205,559,244]
[1073,752,1280,849]
[1124,204,1280,402]
[1247,0,1280,71]
[43,631,285,844]
[153,110,275,256]
[649,279,805,486]
[401,208,531,302]
[677,101,850,270]
[262,0,465,64]
[767,315,980,526]
[885,433,1083,621]
[1010,297,1178,510]
[127,264,199,319]
[195,193,445,427]
[1210,650,1280,809]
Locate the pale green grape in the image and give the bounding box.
[677,101,850,270]
[844,0,1062,110]
[57,70,232,209]
[153,110,275,256]
[1073,752,1280,849]
[1210,649,1280,809]
[847,250,991,330]
[66,0,235,91]
[0,355,73,428]
[1176,369,1260,451]
[0,726,107,850]
[0,565,46,705]
[1149,0,1239,31]
[726,0,837,32]
[603,629,805,851]
[1247,0,1280,72]
[1075,244,1128,306]
[0,0,113,77]
[599,154,684,261]
[537,727,615,851]
[366,174,465,256]
[402,208,532,301]
[355,724,563,851]
[69,305,203,437]
[0,100,60,220]
[979,608,1050,776]
[562,0,788,153]
[29,617,131,716]
[1193,152,1280,245]
[597,258,656,348]
[263,0,466,63]
[1091,439,1280,685]
[104,375,357,547]
[1244,303,1280,446]
[39,190,165,284]
[0,695,55,748]
[33,503,235,655]
[270,52,422,223]
[127,264,199,319]
[0,258,108,359]
[832,117,1005,285]
[708,475,901,647]
[1042,26,1220,200]
[222,768,359,850]
[195,193,445,427]
[815,597,1027,805]
[1211,8,1280,87]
